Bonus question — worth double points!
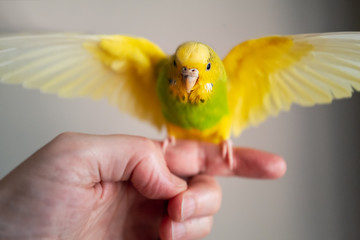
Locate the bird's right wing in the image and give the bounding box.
[0,33,167,129]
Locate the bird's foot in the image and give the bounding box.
[221,140,234,170]
[162,135,176,153]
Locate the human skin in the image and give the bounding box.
[0,133,286,240]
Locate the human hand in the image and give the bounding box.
[0,133,286,240]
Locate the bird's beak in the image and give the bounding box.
[181,67,199,93]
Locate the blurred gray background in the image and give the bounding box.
[0,0,359,239]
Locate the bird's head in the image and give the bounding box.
[168,42,224,104]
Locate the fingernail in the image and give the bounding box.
[181,194,196,221]
[172,221,186,240]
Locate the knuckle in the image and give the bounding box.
[49,132,91,160]
[52,132,80,146]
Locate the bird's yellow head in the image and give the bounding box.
[168,42,224,104]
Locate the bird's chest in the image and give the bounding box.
[167,99,225,129]
[158,86,229,132]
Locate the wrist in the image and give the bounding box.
[0,174,52,239]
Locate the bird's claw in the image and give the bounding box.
[222,140,234,170]
[162,135,176,153]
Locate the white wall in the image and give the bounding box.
[1,1,359,239]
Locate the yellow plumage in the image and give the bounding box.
[0,32,359,142]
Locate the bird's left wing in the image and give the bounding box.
[0,33,167,129]
[224,32,360,135]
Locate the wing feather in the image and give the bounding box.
[224,32,360,135]
[0,33,167,129]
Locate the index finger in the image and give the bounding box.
[159,140,286,179]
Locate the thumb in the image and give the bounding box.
[85,134,188,199]
[129,139,187,199]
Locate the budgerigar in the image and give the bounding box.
[1,32,360,168]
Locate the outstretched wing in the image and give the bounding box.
[0,33,167,129]
[224,32,360,135]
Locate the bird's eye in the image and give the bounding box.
[206,63,211,71]
[173,60,177,67]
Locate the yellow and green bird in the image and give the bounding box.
[1,33,360,167]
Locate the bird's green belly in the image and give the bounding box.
[162,98,227,131]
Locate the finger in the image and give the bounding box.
[161,139,286,178]
[39,133,187,199]
[159,216,213,240]
[167,174,221,222]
